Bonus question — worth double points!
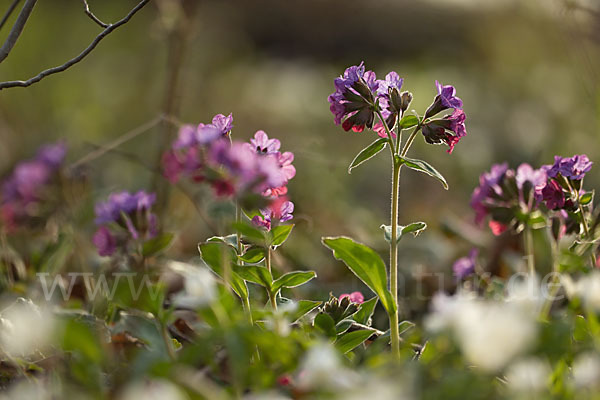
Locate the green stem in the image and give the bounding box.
[539,227,560,321]
[389,162,401,357]
[577,197,597,267]
[524,226,535,276]
[235,203,242,254]
[400,125,420,157]
[266,247,277,311]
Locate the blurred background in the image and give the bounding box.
[0,0,599,321]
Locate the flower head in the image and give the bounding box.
[339,291,364,304]
[328,62,378,132]
[424,81,463,119]
[249,130,281,155]
[543,154,592,181]
[251,197,294,231]
[453,248,478,280]
[421,109,467,153]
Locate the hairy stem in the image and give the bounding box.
[266,247,277,310]
[389,162,401,356]
[524,226,535,276]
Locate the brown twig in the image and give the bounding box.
[0,0,36,63]
[81,0,109,28]
[0,0,150,90]
[0,0,22,31]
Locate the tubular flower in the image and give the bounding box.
[425,80,463,118]
[252,197,294,231]
[453,249,478,280]
[421,109,467,153]
[543,155,592,181]
[328,62,379,132]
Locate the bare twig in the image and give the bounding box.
[0,0,37,63]
[0,0,22,31]
[0,0,150,90]
[81,0,109,28]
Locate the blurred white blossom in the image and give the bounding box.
[0,298,56,357]
[563,272,600,312]
[169,261,217,309]
[297,342,357,390]
[118,379,189,400]
[572,352,600,389]
[505,357,550,393]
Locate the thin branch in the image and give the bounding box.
[0,0,36,63]
[0,0,150,90]
[70,115,163,169]
[0,0,21,31]
[81,0,109,28]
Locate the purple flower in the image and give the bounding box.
[249,130,281,155]
[420,109,467,154]
[470,163,509,225]
[36,142,67,168]
[251,198,294,231]
[453,248,478,280]
[515,163,547,193]
[541,179,565,210]
[328,62,378,132]
[425,81,463,119]
[173,114,233,149]
[277,151,296,181]
[339,291,364,304]
[93,226,116,257]
[544,155,592,181]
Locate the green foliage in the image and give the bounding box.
[381,222,427,243]
[348,138,388,174]
[395,155,448,190]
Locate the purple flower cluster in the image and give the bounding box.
[93,191,158,256]
[453,248,478,280]
[0,142,67,230]
[162,114,295,202]
[328,63,467,153]
[471,155,593,236]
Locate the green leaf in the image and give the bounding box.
[335,318,354,334]
[580,191,594,205]
[142,233,174,257]
[61,318,103,363]
[271,270,316,293]
[314,313,337,338]
[322,236,396,314]
[287,300,322,323]
[398,320,415,336]
[335,330,373,354]
[270,224,294,248]
[380,222,427,243]
[399,115,419,129]
[232,222,266,244]
[233,265,272,289]
[348,138,388,174]
[238,247,266,263]
[207,234,238,249]
[396,155,448,190]
[352,297,378,325]
[198,242,248,300]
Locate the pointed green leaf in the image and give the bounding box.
[207,234,238,249]
[287,300,322,323]
[335,318,354,334]
[322,236,396,314]
[352,297,378,325]
[238,246,266,263]
[380,222,427,243]
[232,222,267,244]
[396,155,448,190]
[142,233,175,257]
[314,313,337,338]
[271,224,294,248]
[198,242,248,300]
[399,115,419,129]
[233,265,272,289]
[580,191,594,205]
[335,330,373,354]
[271,270,316,293]
[348,138,388,174]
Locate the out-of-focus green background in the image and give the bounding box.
[0,0,598,316]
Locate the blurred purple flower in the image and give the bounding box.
[173,114,233,149]
[544,155,592,181]
[251,198,294,231]
[93,226,116,257]
[470,163,509,225]
[542,179,565,210]
[249,130,281,155]
[453,248,478,280]
[36,142,67,168]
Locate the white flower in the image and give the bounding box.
[168,261,217,309]
[572,352,600,388]
[425,291,537,372]
[565,272,600,312]
[118,379,188,400]
[0,298,56,357]
[505,357,550,393]
[297,342,357,390]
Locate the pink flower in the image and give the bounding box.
[339,291,364,304]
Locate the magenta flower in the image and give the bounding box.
[93,226,117,257]
[543,155,592,181]
[249,130,281,155]
[251,198,294,231]
[453,249,478,280]
[541,179,565,210]
[470,163,509,225]
[339,291,364,304]
[515,163,547,205]
[420,109,467,153]
[277,151,296,181]
[425,81,463,119]
[173,113,233,149]
[328,62,378,132]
